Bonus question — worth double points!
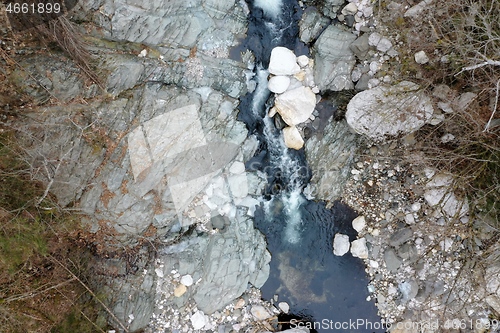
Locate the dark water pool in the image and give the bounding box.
[254,197,385,333]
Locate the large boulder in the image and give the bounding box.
[313,25,356,91]
[274,86,316,126]
[268,47,301,75]
[346,81,434,141]
[283,126,305,150]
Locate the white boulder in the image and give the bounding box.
[275,86,316,126]
[333,233,350,256]
[352,216,366,232]
[414,50,429,64]
[346,81,434,141]
[190,310,207,330]
[268,75,291,94]
[351,238,369,259]
[269,47,300,76]
[283,126,305,150]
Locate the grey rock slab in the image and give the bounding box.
[313,25,356,92]
[299,7,331,44]
[305,120,358,202]
[389,228,413,247]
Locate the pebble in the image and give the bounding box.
[174,284,187,297]
[180,274,194,287]
[278,302,290,313]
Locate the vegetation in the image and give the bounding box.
[0,111,108,332]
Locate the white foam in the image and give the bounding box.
[283,189,304,244]
[254,0,282,18]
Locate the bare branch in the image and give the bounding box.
[484,78,500,132]
[455,58,500,76]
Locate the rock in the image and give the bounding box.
[404,0,433,18]
[274,86,316,126]
[384,248,402,272]
[454,92,477,112]
[269,47,300,76]
[414,50,429,64]
[283,126,305,150]
[228,174,249,198]
[350,34,370,60]
[351,238,369,259]
[313,25,356,91]
[268,75,291,94]
[305,120,358,202]
[299,7,331,44]
[341,2,358,15]
[190,310,207,330]
[399,280,419,302]
[229,161,245,174]
[278,301,290,313]
[180,274,194,287]
[352,216,366,232]
[485,265,500,314]
[424,175,469,218]
[174,284,187,297]
[389,228,413,247]
[250,305,272,321]
[333,233,350,256]
[368,33,392,52]
[346,81,434,141]
[297,55,310,67]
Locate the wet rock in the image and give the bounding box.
[384,248,402,272]
[299,7,331,44]
[346,81,434,141]
[283,126,305,150]
[313,25,356,91]
[275,86,316,126]
[333,233,350,256]
[305,120,358,202]
[351,238,369,259]
[269,47,301,76]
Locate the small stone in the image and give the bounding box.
[351,238,369,259]
[352,216,366,232]
[384,248,402,272]
[174,284,187,297]
[138,49,147,57]
[278,302,290,313]
[333,233,350,256]
[190,310,207,330]
[180,274,194,287]
[250,305,272,321]
[155,268,164,278]
[297,55,309,67]
[342,2,358,15]
[415,50,429,64]
[234,298,245,309]
[411,202,421,212]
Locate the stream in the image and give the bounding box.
[238,0,384,332]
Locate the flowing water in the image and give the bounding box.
[238,1,385,332]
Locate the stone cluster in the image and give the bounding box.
[267,47,319,150]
